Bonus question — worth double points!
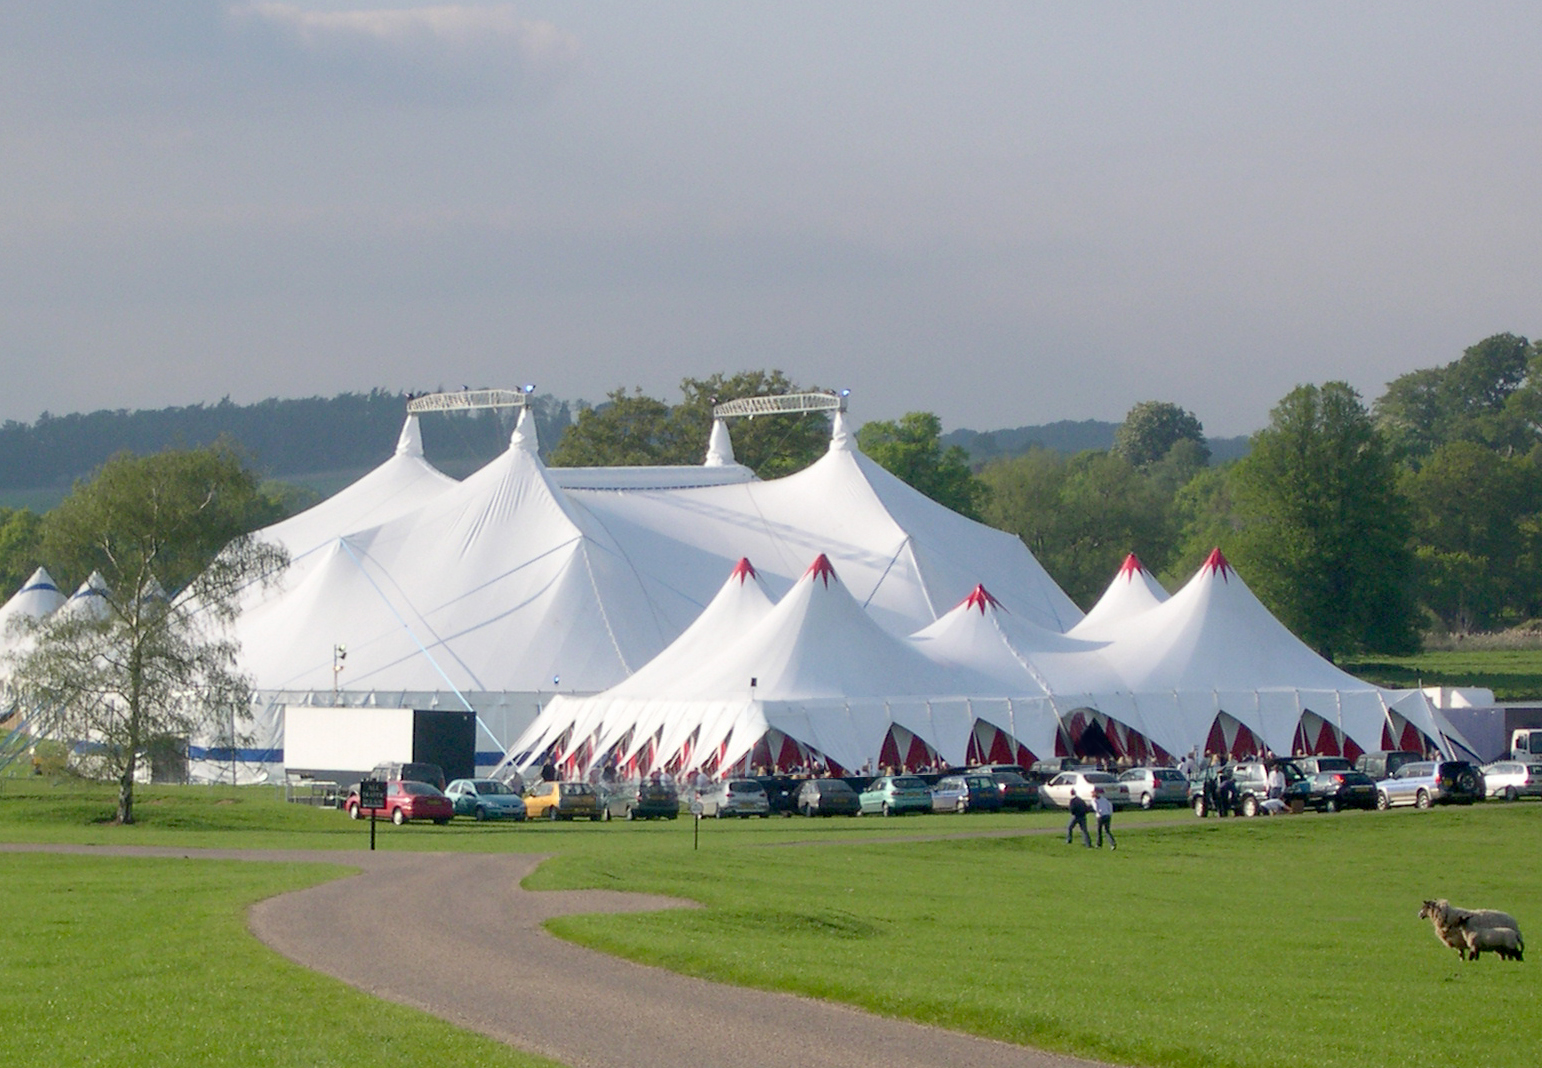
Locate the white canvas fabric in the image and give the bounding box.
[0,567,66,638]
[1070,553,1169,637]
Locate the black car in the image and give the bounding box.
[1302,770,1378,812]
[1291,755,1355,776]
[1190,759,1307,817]
[756,776,802,816]
[794,778,861,816]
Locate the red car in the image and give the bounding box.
[346,780,454,825]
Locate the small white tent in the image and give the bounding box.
[1069,553,1169,637]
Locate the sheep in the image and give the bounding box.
[1454,921,1524,962]
[1419,899,1523,961]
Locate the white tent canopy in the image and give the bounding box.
[1069,553,1169,638]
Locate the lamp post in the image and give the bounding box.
[332,644,346,699]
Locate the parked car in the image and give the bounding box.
[1291,756,1355,775]
[445,778,527,821]
[1038,770,1130,810]
[600,779,681,820]
[1301,770,1378,812]
[858,775,932,816]
[1356,750,1422,782]
[699,778,771,818]
[523,780,602,821]
[985,770,1040,810]
[794,778,861,816]
[345,779,454,825]
[1480,760,1542,801]
[369,761,446,791]
[1376,761,1484,809]
[931,773,1006,813]
[1189,760,1306,817]
[1116,767,1189,809]
[755,775,802,816]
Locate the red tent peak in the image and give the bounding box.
[730,557,758,584]
[1118,553,1146,578]
[1203,547,1232,580]
[958,584,1002,614]
[803,553,839,588]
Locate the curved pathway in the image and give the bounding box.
[6,844,1119,1068]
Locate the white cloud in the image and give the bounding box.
[238,4,578,74]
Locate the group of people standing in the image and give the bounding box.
[1065,788,1116,849]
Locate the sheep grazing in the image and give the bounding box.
[1455,921,1525,962]
[1419,899,1524,961]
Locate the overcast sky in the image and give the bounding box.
[2,2,1539,436]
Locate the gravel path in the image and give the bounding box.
[5,843,1121,1068]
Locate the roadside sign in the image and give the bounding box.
[359,779,387,850]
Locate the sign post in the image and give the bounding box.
[689,797,703,850]
[359,778,387,851]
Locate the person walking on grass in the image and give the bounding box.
[1092,786,1116,850]
[1066,790,1092,847]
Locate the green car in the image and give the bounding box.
[445,778,528,821]
[858,775,932,816]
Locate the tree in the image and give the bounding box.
[1400,441,1542,630]
[4,444,287,824]
[980,448,1175,607]
[1375,333,1537,462]
[0,507,44,594]
[857,412,989,521]
[1113,401,1211,469]
[1228,382,1419,659]
[548,370,830,478]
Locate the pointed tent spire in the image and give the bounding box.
[804,553,839,588]
[828,410,854,452]
[1118,553,1145,578]
[959,584,1003,614]
[704,418,736,467]
[20,567,59,595]
[510,406,539,454]
[1203,547,1232,580]
[395,415,424,457]
[730,557,758,584]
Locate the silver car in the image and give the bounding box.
[1038,770,1131,809]
[1480,761,1542,802]
[697,778,770,818]
[1117,767,1188,809]
[1376,761,1484,809]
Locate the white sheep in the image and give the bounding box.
[1455,921,1524,962]
[1419,899,1523,961]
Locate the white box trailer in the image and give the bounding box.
[283,706,476,785]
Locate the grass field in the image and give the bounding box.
[1342,647,1542,701]
[3,780,1540,1068]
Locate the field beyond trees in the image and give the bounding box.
[2,780,1538,1068]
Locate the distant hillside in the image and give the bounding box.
[943,420,1250,465]
[0,391,574,500]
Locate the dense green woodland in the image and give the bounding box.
[2,334,1539,658]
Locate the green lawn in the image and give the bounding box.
[3,780,1540,1068]
[1343,647,1542,701]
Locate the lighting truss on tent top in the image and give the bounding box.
[406,387,533,414]
[712,391,848,419]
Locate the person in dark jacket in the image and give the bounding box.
[1066,791,1092,847]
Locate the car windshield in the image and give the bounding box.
[1081,772,1118,784]
[993,772,1026,784]
[1401,763,1434,777]
[475,780,513,795]
[965,776,995,789]
[893,777,927,789]
[560,783,594,796]
[729,781,766,794]
[1155,769,1185,782]
[401,782,441,796]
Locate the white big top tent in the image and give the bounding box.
[225,405,1084,778]
[507,547,1472,780]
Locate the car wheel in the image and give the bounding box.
[1241,795,1258,818]
[1140,792,1153,810]
[549,805,561,821]
[1505,786,1520,802]
[1192,796,1207,818]
[1415,789,1431,809]
[955,799,967,814]
[433,817,449,825]
[1324,798,1338,813]
[881,802,892,817]
[801,804,814,817]
[391,808,407,825]
[474,806,487,822]
[347,802,361,820]
[1376,791,1390,811]
[591,813,603,822]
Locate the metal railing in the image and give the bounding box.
[711,391,847,419]
[406,388,531,414]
